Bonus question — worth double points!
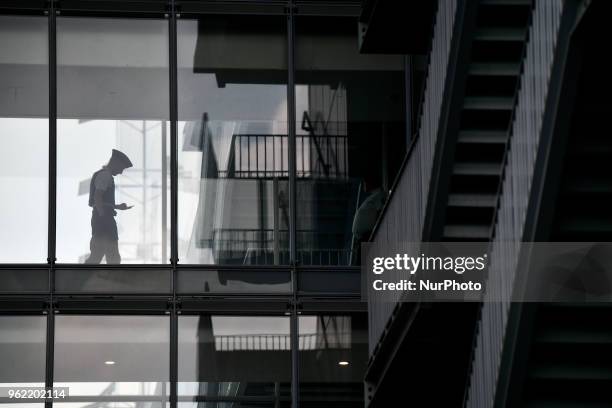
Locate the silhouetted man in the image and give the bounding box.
[85,149,133,264]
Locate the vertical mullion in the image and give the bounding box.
[287,3,297,265]
[48,1,57,267]
[169,2,179,407]
[170,305,178,408]
[248,135,251,177]
[169,2,179,267]
[290,297,299,408]
[405,55,413,145]
[46,4,57,406]
[44,306,55,408]
[287,3,299,408]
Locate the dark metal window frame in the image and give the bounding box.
[0,0,364,296]
[0,295,363,408]
[0,4,366,407]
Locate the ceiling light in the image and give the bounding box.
[338,361,349,366]
[104,361,116,365]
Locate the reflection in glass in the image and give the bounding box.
[0,16,48,263]
[295,17,406,265]
[178,15,289,267]
[299,314,368,407]
[54,315,169,405]
[0,316,46,394]
[178,315,291,407]
[56,18,170,264]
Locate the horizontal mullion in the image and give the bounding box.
[178,394,287,402]
[177,2,287,16]
[40,395,169,403]
[0,0,47,11]
[58,0,168,15]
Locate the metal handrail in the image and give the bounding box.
[224,132,348,180]
[366,0,459,355]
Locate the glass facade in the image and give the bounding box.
[0,316,46,390]
[295,17,405,267]
[0,16,49,263]
[0,10,404,269]
[54,315,170,406]
[179,315,291,406]
[177,15,289,266]
[56,17,170,264]
[298,313,368,407]
[0,2,404,408]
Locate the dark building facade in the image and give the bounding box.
[365,0,612,407]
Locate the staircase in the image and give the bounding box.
[517,36,612,407]
[426,0,531,403]
[387,1,534,405]
[442,0,531,241]
[521,303,612,407]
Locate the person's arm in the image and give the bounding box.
[114,203,133,210]
[94,189,132,213]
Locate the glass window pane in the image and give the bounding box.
[299,313,368,407]
[0,16,48,263]
[295,17,406,266]
[178,315,291,407]
[178,15,289,266]
[0,316,47,392]
[56,18,170,264]
[54,315,169,405]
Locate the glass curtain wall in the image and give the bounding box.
[295,16,406,267]
[0,16,49,263]
[0,6,382,408]
[0,11,406,270]
[298,313,368,407]
[0,316,47,408]
[53,315,170,407]
[56,17,170,264]
[178,314,292,407]
[177,14,289,267]
[0,311,369,408]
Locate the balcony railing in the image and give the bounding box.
[214,332,352,352]
[205,228,352,266]
[223,132,348,180]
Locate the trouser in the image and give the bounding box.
[85,211,121,264]
[85,236,121,264]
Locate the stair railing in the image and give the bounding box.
[464,2,566,407]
